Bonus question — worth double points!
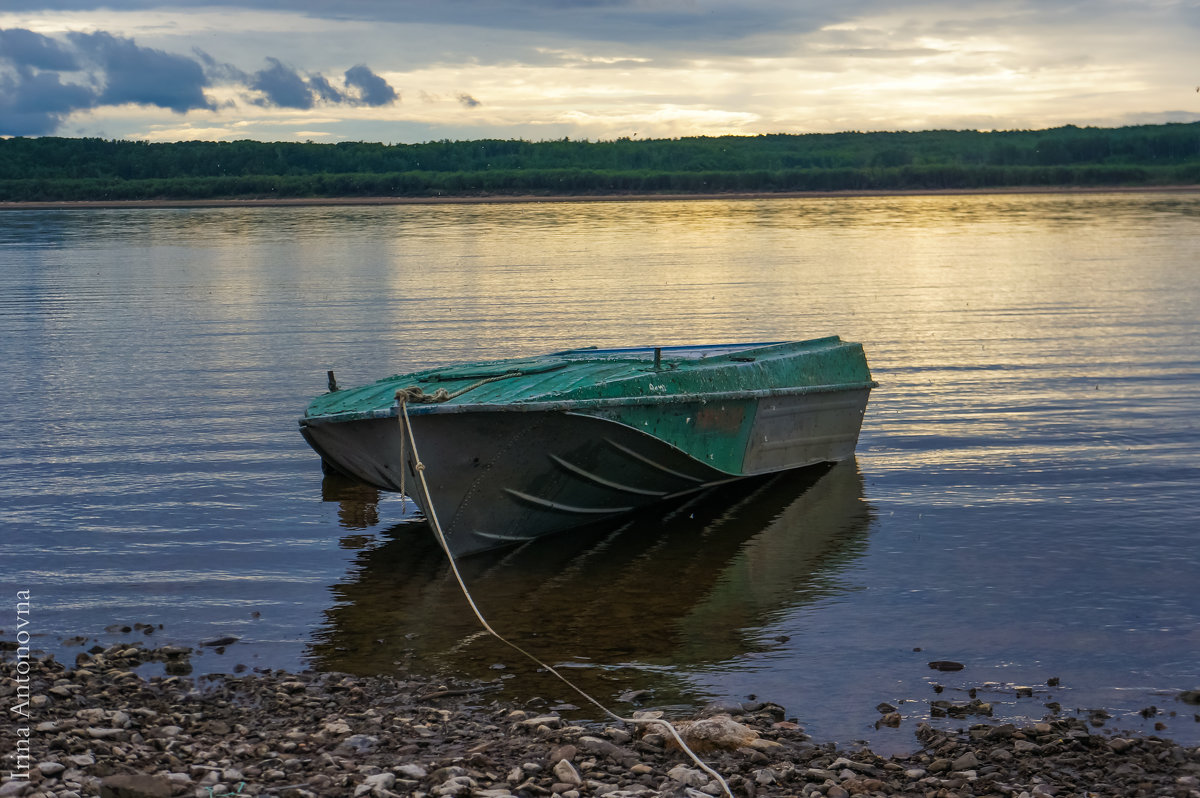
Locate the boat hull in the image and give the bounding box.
[300,386,871,557]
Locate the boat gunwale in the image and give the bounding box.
[299,379,878,427]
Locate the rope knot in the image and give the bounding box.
[396,386,451,404]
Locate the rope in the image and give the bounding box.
[394,397,734,798]
[396,372,521,405]
[394,372,520,513]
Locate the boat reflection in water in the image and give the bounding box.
[320,473,382,532]
[308,458,874,712]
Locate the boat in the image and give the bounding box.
[299,336,875,557]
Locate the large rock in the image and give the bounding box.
[655,714,759,753]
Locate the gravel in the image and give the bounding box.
[2,645,1198,798]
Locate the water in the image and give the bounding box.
[2,192,1198,751]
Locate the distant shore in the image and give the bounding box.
[2,184,1199,211]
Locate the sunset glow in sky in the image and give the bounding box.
[2,0,1198,143]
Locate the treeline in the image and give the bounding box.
[2,123,1199,201]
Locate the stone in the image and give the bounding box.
[928,758,951,773]
[660,714,758,753]
[336,734,380,754]
[87,727,125,739]
[549,744,577,764]
[36,762,66,776]
[666,765,708,787]
[552,760,583,787]
[604,727,632,744]
[578,736,630,762]
[927,660,964,671]
[951,752,979,771]
[98,774,172,798]
[434,775,477,796]
[0,782,29,798]
[396,764,428,780]
[201,636,239,647]
[367,772,396,789]
[700,699,747,716]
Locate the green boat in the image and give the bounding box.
[299,336,875,557]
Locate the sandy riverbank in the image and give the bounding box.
[2,185,1200,211]
[2,644,1198,798]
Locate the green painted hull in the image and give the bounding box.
[300,337,875,555]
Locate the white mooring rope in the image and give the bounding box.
[394,395,735,798]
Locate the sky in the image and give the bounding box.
[1,0,1198,144]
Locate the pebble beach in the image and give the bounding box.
[3,642,1199,798]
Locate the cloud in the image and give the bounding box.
[309,74,344,103]
[0,68,96,135]
[247,59,398,109]
[0,26,400,135]
[457,93,481,108]
[251,57,315,109]
[68,30,215,113]
[0,27,80,71]
[344,64,398,106]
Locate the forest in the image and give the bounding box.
[1,122,1198,201]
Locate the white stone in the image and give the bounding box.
[553,760,582,786]
[396,764,427,780]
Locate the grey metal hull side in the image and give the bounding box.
[741,387,872,474]
[302,410,727,556]
[300,388,870,556]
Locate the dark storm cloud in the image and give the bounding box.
[0,26,400,135]
[0,28,94,135]
[247,60,398,109]
[251,57,315,108]
[0,68,97,135]
[69,30,215,112]
[0,27,80,71]
[344,64,398,106]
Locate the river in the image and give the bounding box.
[2,191,1198,750]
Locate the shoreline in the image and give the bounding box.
[2,645,1198,798]
[2,184,1200,211]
